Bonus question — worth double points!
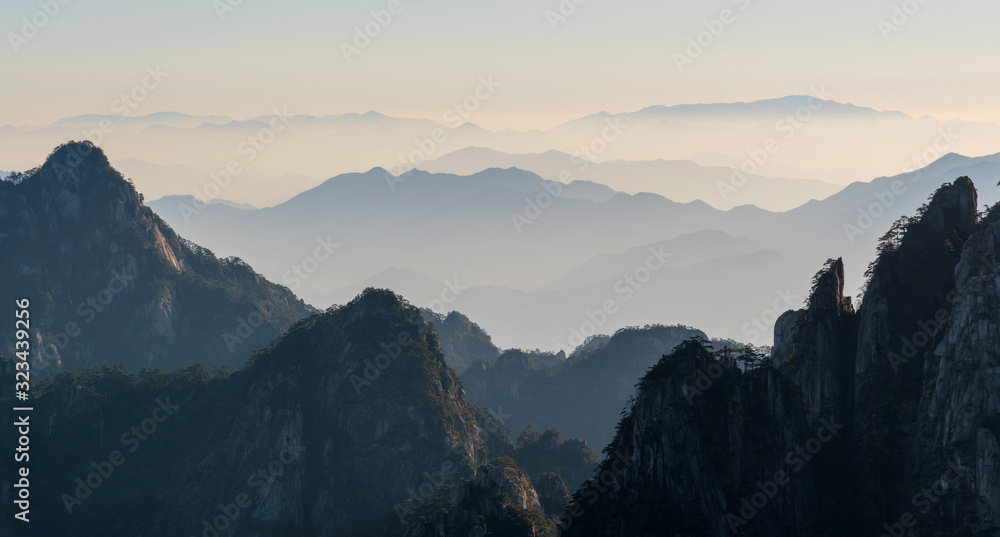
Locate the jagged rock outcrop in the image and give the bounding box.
[853,177,979,528]
[561,177,998,536]
[777,258,857,429]
[0,141,314,376]
[561,339,823,537]
[907,202,1000,536]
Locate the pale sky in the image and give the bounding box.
[2,0,999,130]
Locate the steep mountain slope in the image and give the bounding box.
[0,141,314,376]
[463,324,705,448]
[0,289,554,537]
[420,308,500,375]
[561,176,997,536]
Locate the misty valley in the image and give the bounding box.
[4,2,1000,534]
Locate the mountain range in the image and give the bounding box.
[562,176,1000,537]
[3,141,1000,536]
[5,96,1000,207]
[147,150,1000,351]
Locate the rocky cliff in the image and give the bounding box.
[561,176,997,536]
[0,141,314,376]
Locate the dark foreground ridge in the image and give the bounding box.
[0,288,587,536]
[561,176,1000,536]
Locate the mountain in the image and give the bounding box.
[146,151,1000,351]
[5,98,1000,200]
[421,147,842,211]
[420,308,500,375]
[538,230,765,291]
[153,194,256,211]
[144,164,781,349]
[462,324,706,448]
[45,112,233,131]
[0,288,568,536]
[545,96,1000,184]
[630,95,907,119]
[121,158,321,208]
[560,177,999,536]
[313,267,458,311]
[0,141,314,376]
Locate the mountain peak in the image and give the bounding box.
[0,142,314,375]
[345,286,414,315]
[39,140,115,183]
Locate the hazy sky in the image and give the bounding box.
[3,0,999,130]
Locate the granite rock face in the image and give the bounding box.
[0,141,314,376]
[561,177,998,536]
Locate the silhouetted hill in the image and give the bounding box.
[0,288,560,536]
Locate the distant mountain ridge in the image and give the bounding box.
[5,95,999,191]
[419,147,842,211]
[146,150,1000,350]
